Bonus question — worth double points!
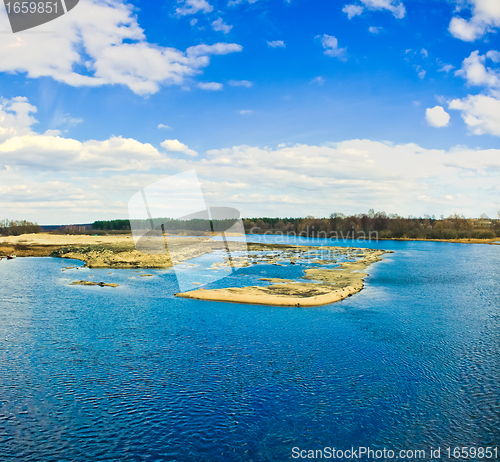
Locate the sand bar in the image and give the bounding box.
[176,248,389,307]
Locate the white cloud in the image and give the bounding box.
[158,124,171,129]
[161,139,198,156]
[0,134,167,172]
[319,35,347,60]
[0,0,241,95]
[0,96,38,143]
[311,76,325,85]
[361,0,405,18]
[166,140,500,218]
[50,112,83,128]
[198,82,223,90]
[449,94,500,136]
[228,0,259,5]
[228,80,253,87]
[451,50,500,136]
[44,129,62,136]
[421,48,428,58]
[426,106,451,128]
[449,0,500,41]
[455,51,500,89]
[486,50,500,63]
[0,96,168,172]
[438,63,454,73]
[239,110,253,114]
[368,26,382,33]
[267,40,286,48]
[2,95,499,223]
[417,68,426,79]
[343,0,405,19]
[1,98,500,220]
[343,4,364,18]
[190,18,198,26]
[176,0,213,15]
[212,17,233,34]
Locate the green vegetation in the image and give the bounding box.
[90,210,500,240]
[0,219,41,236]
[93,218,239,233]
[243,211,500,240]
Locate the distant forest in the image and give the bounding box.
[0,220,41,236]
[243,212,500,240]
[93,218,240,233]
[91,210,500,240]
[2,212,498,240]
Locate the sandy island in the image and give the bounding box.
[1,233,391,306]
[176,247,389,307]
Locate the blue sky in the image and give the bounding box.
[0,0,499,223]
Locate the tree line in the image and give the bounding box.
[3,213,498,240]
[243,211,500,240]
[0,219,41,236]
[92,218,240,233]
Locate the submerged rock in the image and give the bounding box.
[70,280,119,287]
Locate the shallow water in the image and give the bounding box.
[0,236,499,461]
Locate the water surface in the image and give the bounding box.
[0,237,499,461]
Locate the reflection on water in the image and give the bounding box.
[0,236,499,461]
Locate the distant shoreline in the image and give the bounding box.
[243,233,500,245]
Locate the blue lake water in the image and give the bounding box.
[0,236,499,461]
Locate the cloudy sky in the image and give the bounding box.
[0,0,499,224]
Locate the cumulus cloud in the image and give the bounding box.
[455,51,500,89]
[228,80,253,87]
[0,96,38,143]
[1,97,499,220]
[0,96,168,172]
[161,139,198,156]
[158,124,171,129]
[165,140,500,217]
[2,95,499,222]
[311,76,325,85]
[228,0,259,6]
[343,0,405,19]
[267,40,286,48]
[449,94,500,136]
[486,50,500,63]
[426,106,451,128]
[198,82,223,90]
[450,50,500,136]
[176,0,213,15]
[438,63,454,73]
[343,4,364,18]
[449,0,500,42]
[368,26,382,33]
[319,35,347,60]
[0,0,241,95]
[239,109,253,114]
[211,17,233,34]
